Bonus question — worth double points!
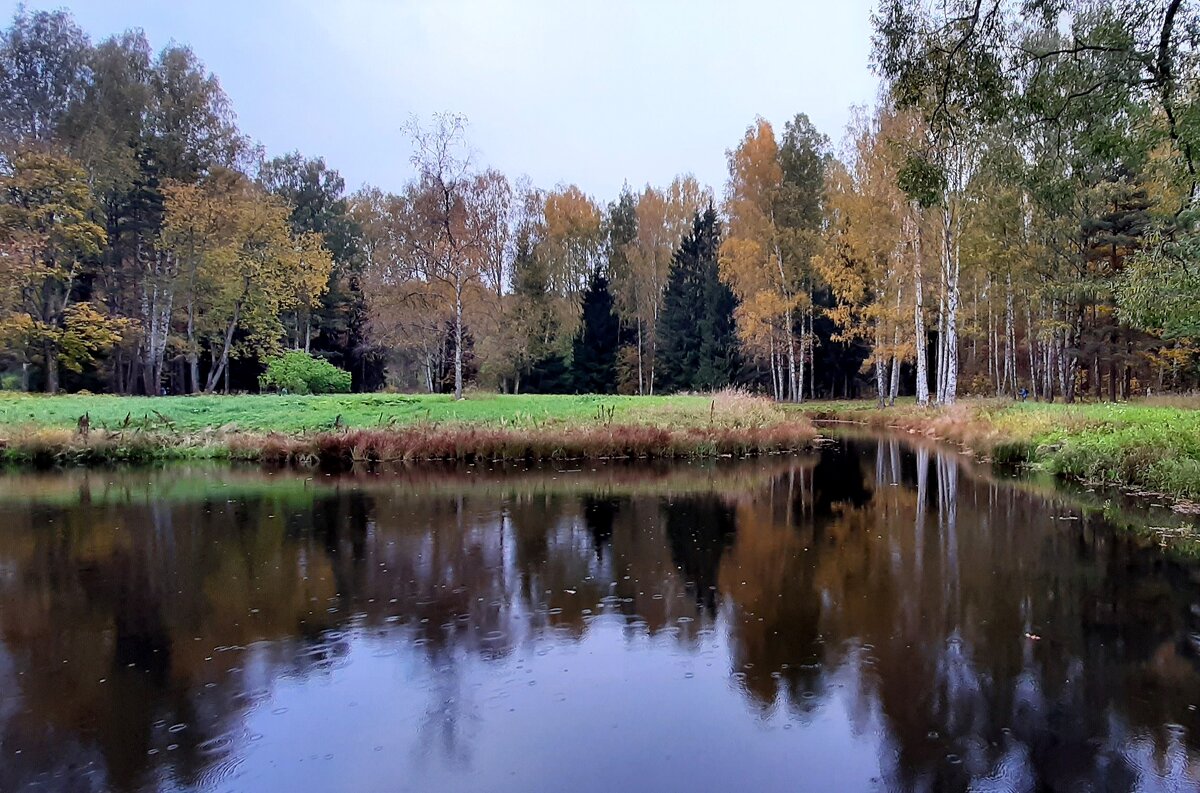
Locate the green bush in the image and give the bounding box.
[260,351,352,395]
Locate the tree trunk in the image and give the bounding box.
[889,351,900,405]
[139,250,176,396]
[796,313,806,404]
[889,284,903,405]
[648,301,658,396]
[769,335,779,401]
[1106,329,1118,402]
[874,324,887,407]
[205,298,243,394]
[1047,336,1055,402]
[808,308,815,399]
[988,275,997,394]
[913,213,929,406]
[935,291,946,403]
[875,356,887,408]
[187,298,200,394]
[1026,301,1037,400]
[785,309,798,402]
[1004,275,1016,397]
[143,361,158,397]
[453,283,464,401]
[1067,305,1082,403]
[636,320,644,396]
[941,209,960,405]
[43,339,59,394]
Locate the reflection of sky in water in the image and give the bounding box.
[227,617,883,793]
[1,441,1200,792]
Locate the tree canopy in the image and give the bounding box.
[1,3,1198,399]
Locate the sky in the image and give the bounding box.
[7,0,881,200]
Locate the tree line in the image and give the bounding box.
[1,3,1197,402]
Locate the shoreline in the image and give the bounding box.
[2,392,1199,510]
[0,424,817,467]
[797,399,1200,508]
[0,392,815,468]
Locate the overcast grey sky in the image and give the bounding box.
[9,0,880,200]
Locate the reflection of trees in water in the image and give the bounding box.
[582,496,619,557]
[0,486,342,792]
[2,449,1200,791]
[0,465,774,790]
[717,470,825,714]
[723,436,1200,791]
[665,495,737,615]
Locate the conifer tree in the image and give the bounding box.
[570,267,620,393]
[656,207,739,392]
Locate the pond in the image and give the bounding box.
[1,435,1199,792]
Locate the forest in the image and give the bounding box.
[0,0,1197,404]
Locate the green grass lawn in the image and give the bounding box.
[0,392,719,433]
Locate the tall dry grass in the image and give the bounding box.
[231,420,816,467]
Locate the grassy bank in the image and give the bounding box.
[800,398,1200,503]
[0,391,815,467]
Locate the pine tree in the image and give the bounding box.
[570,267,621,393]
[656,207,739,392]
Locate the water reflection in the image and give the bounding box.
[0,441,1199,792]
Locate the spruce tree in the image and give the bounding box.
[696,254,740,390]
[656,207,739,392]
[523,352,572,394]
[570,267,621,393]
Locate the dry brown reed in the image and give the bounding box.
[3,416,817,468]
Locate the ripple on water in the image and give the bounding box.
[197,733,235,756]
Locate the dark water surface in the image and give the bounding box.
[3,437,1200,792]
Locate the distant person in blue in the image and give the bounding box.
[1018,387,1028,402]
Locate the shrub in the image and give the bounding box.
[260,351,352,395]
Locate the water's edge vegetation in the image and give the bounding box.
[0,392,815,467]
[3,392,1200,513]
[801,399,1200,507]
